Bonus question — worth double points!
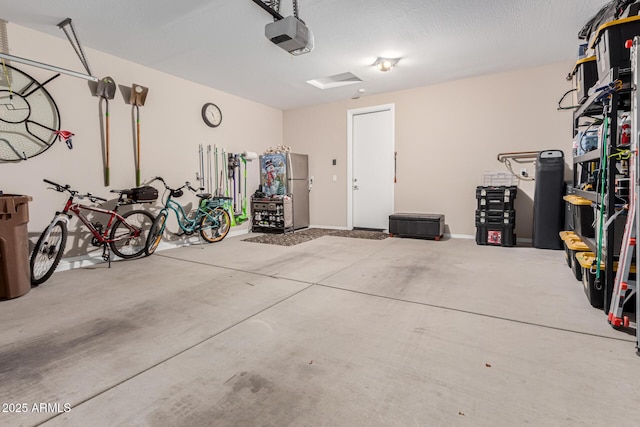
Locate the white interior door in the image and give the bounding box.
[349,106,394,229]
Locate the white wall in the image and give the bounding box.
[283,62,575,238]
[2,22,577,254]
[0,24,283,256]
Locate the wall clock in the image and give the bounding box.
[201,102,222,128]
[0,63,61,161]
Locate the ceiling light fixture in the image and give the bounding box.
[374,57,400,72]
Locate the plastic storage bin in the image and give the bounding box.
[475,186,517,211]
[475,210,516,225]
[566,237,591,281]
[481,172,517,187]
[563,195,595,238]
[0,194,32,299]
[570,56,598,104]
[559,230,577,241]
[559,230,578,267]
[475,223,516,247]
[575,252,636,309]
[592,16,640,80]
[575,251,605,308]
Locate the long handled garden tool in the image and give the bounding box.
[230,153,243,214]
[223,148,228,196]
[235,154,242,215]
[207,145,212,194]
[198,144,205,192]
[236,151,258,224]
[217,146,225,197]
[97,76,116,186]
[129,83,148,187]
[230,154,240,214]
[214,145,220,196]
[218,169,224,197]
[236,155,246,223]
[221,148,237,226]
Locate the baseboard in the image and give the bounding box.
[308,224,351,231]
[446,233,474,240]
[55,228,249,273]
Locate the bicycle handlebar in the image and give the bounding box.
[43,179,107,203]
[149,176,167,187]
[43,178,71,192]
[150,176,202,194]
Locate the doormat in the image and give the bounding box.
[242,228,389,246]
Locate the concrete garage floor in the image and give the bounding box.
[0,235,638,426]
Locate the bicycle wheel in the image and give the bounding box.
[110,210,155,259]
[145,212,167,256]
[200,207,230,243]
[30,220,67,286]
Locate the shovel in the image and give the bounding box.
[97,76,116,186]
[129,83,148,187]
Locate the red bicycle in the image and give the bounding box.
[30,179,156,285]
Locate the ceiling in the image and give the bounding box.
[0,0,609,110]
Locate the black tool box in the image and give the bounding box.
[475,209,516,226]
[475,186,517,211]
[475,224,516,247]
[475,186,517,247]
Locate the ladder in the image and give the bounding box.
[607,204,635,329]
[608,37,640,355]
[636,37,640,355]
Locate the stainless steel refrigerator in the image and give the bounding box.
[259,152,310,229]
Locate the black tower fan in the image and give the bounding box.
[533,150,565,249]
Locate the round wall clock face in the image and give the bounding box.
[201,102,222,127]
[0,64,61,161]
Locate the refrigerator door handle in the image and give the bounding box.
[287,152,293,184]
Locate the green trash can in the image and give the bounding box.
[0,194,33,299]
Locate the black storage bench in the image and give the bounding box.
[388,213,444,240]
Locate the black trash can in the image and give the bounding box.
[0,194,32,299]
[533,150,565,250]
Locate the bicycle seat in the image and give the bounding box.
[212,196,233,200]
[196,193,211,199]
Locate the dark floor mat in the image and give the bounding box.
[242,228,389,246]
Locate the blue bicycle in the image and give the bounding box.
[145,177,230,255]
